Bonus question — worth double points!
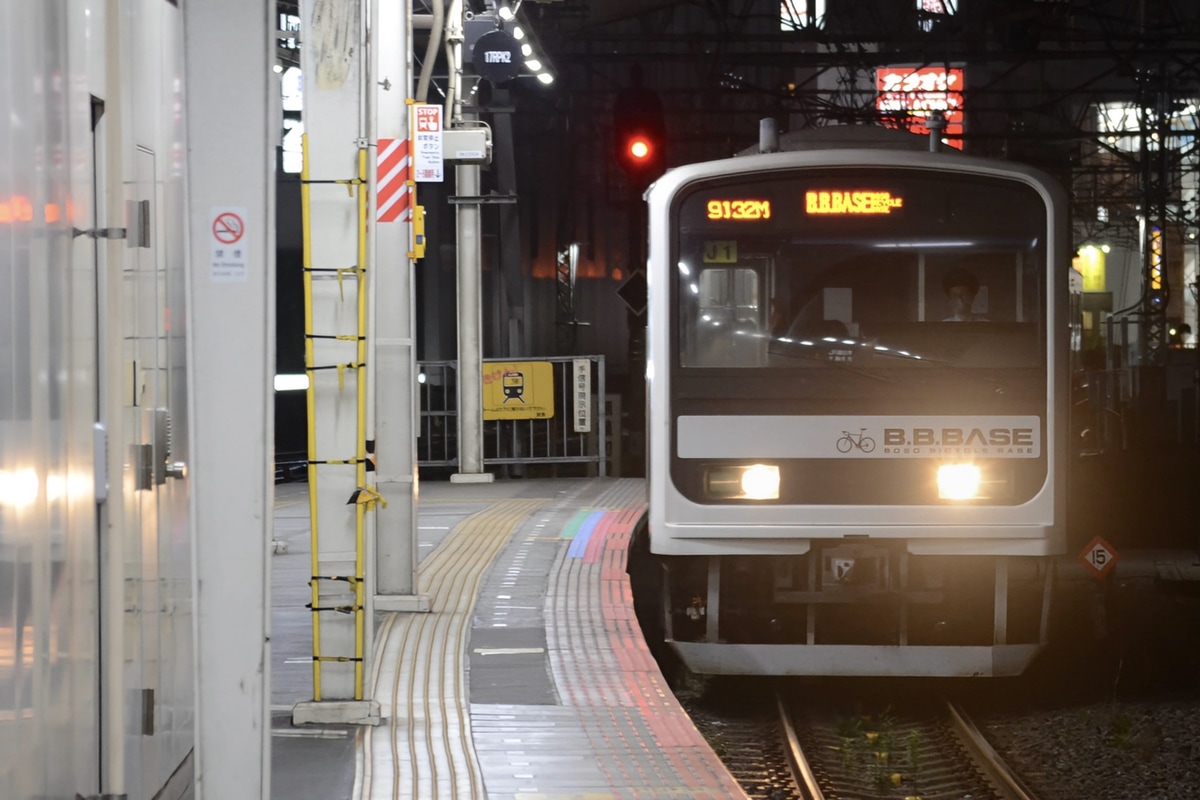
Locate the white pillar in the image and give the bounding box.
[446,0,491,483]
[452,160,492,481]
[1182,158,1198,347]
[373,0,428,607]
[182,1,273,796]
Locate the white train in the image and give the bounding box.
[1,4,195,799]
[644,128,1070,677]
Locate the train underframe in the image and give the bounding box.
[659,542,1056,677]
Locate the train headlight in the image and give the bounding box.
[705,464,780,500]
[937,463,982,500]
[741,464,780,499]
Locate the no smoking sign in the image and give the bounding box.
[1078,535,1119,579]
[209,206,248,283]
[212,211,245,244]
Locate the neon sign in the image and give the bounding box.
[876,65,965,150]
[805,190,903,215]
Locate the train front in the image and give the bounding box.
[644,150,1070,677]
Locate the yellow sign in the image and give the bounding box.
[1150,226,1162,290]
[483,361,554,420]
[1073,245,1106,292]
[703,241,738,263]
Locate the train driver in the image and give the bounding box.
[942,268,988,322]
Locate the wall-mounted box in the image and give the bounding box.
[442,128,491,164]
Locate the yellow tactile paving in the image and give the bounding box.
[361,498,547,800]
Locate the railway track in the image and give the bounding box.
[675,584,1200,800]
[683,680,1047,800]
[684,694,803,800]
[779,695,1040,800]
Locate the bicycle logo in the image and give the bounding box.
[836,428,876,453]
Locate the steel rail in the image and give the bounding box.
[776,695,824,800]
[948,700,1043,800]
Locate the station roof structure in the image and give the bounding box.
[276,0,1200,252]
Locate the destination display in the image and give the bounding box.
[700,191,904,219]
[705,198,772,220]
[804,189,904,215]
[679,170,1035,241]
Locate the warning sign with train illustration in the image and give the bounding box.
[482,361,554,420]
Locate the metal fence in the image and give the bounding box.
[417,355,615,477]
[1079,316,1200,451]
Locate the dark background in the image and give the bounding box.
[274,0,1200,490]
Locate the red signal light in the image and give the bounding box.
[614,124,664,184]
[627,136,653,162]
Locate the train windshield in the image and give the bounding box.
[673,168,1048,374]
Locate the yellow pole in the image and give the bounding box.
[300,134,323,700]
[354,146,368,699]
